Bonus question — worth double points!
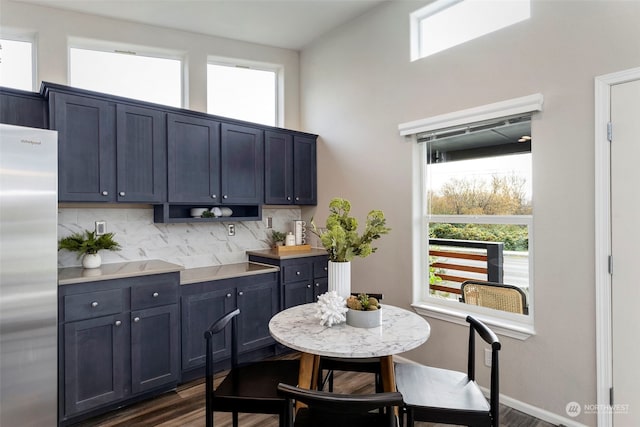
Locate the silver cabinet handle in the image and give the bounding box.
[296,197,300,201]
[238,291,244,296]
[101,191,108,196]
[152,292,159,297]
[226,293,232,298]
[324,267,328,272]
[287,196,292,201]
[211,194,217,199]
[307,284,311,288]
[315,283,319,287]
[91,301,99,308]
[133,317,140,323]
[115,320,121,326]
[223,195,228,199]
[296,271,301,275]
[119,191,125,197]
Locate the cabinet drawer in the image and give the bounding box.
[282,263,312,283]
[131,280,178,310]
[64,289,124,322]
[313,258,328,278]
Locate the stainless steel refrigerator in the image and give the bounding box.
[0,124,58,426]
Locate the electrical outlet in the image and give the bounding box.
[227,224,235,236]
[265,216,273,229]
[95,221,106,236]
[484,348,492,367]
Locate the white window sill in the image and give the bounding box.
[411,302,535,340]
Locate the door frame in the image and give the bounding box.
[594,65,640,427]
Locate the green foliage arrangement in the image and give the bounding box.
[270,230,287,246]
[346,293,381,311]
[311,197,390,263]
[58,230,121,259]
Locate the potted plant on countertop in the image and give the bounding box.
[310,197,390,298]
[58,230,121,269]
[270,230,287,247]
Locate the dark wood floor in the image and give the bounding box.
[73,355,558,427]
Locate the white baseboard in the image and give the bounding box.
[393,356,588,427]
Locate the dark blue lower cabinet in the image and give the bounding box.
[58,273,180,425]
[63,314,128,416]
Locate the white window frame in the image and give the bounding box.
[410,0,531,62]
[0,31,37,91]
[400,93,543,340]
[68,38,185,107]
[207,57,282,127]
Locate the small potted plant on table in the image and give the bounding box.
[346,293,382,328]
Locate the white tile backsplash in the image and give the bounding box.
[57,206,302,268]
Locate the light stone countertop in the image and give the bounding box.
[247,248,328,260]
[58,259,183,285]
[269,303,430,358]
[180,262,279,285]
[58,260,279,286]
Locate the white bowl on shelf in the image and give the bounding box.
[220,207,233,217]
[190,208,208,217]
[211,207,223,217]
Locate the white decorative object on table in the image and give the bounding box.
[314,291,348,327]
[328,261,351,299]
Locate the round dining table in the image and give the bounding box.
[269,303,430,394]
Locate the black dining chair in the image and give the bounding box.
[277,382,403,427]
[204,308,300,427]
[394,315,501,427]
[317,292,385,392]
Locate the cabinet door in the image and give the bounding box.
[130,304,180,394]
[313,277,329,300]
[293,135,317,205]
[167,113,221,203]
[52,92,116,202]
[181,286,235,370]
[63,314,128,417]
[264,130,293,204]
[220,123,264,204]
[283,281,314,309]
[116,104,167,203]
[236,280,278,353]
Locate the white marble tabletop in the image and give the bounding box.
[269,303,430,358]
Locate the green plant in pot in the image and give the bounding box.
[270,230,287,247]
[311,197,390,299]
[58,230,121,269]
[346,293,382,328]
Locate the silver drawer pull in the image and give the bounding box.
[115,320,122,326]
[152,292,159,297]
[315,283,319,287]
[324,267,328,271]
[226,293,232,298]
[223,195,228,199]
[133,317,140,323]
[211,194,217,199]
[119,191,125,197]
[306,284,311,288]
[238,291,244,296]
[91,301,99,308]
[101,191,108,196]
[296,271,301,275]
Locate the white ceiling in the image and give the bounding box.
[16,0,388,50]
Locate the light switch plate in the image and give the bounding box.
[484,348,492,367]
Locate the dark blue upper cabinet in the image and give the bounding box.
[0,86,48,129]
[51,92,117,202]
[220,123,264,205]
[49,87,166,203]
[264,131,317,205]
[167,113,221,203]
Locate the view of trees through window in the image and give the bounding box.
[426,142,532,315]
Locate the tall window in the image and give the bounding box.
[207,62,277,126]
[69,46,182,107]
[425,116,532,312]
[0,37,34,91]
[410,0,530,61]
[401,94,543,338]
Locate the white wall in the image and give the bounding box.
[300,0,640,424]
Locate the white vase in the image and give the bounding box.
[328,260,351,299]
[82,253,102,269]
